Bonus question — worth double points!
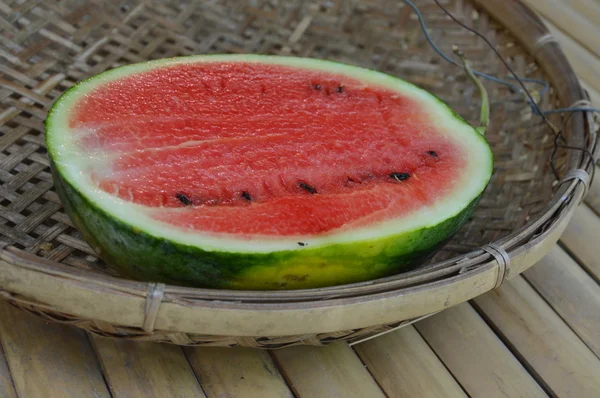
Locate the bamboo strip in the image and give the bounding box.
[524,245,600,356]
[416,303,546,398]
[353,326,467,398]
[273,342,385,398]
[474,276,600,397]
[559,204,600,281]
[184,347,293,398]
[91,337,206,398]
[0,301,110,398]
[0,339,17,398]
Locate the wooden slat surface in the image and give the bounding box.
[353,325,467,398]
[474,276,600,397]
[524,246,600,356]
[273,342,385,398]
[559,204,600,281]
[552,0,600,26]
[92,337,206,398]
[0,301,111,398]
[184,347,293,398]
[0,338,17,398]
[416,303,547,398]
[585,166,600,216]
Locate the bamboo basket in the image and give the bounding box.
[0,0,597,348]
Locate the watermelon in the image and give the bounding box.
[45,55,493,290]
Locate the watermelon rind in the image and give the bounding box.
[46,54,493,290]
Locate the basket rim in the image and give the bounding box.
[0,0,597,337]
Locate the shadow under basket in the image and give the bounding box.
[0,0,597,348]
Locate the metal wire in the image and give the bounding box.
[403,0,597,182]
[402,0,549,95]
[404,0,600,118]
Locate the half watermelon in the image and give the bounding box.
[46,55,493,290]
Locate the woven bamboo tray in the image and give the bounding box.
[0,0,597,348]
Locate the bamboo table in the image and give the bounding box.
[0,0,599,397]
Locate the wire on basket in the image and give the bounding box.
[402,0,549,95]
[402,0,597,186]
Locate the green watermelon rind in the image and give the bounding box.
[45,54,493,290]
[52,163,480,289]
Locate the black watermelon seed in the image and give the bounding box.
[176,192,193,205]
[241,191,252,201]
[297,242,306,246]
[299,181,317,194]
[337,86,344,93]
[313,84,322,90]
[427,150,438,157]
[389,172,410,181]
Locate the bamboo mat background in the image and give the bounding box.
[0,0,598,397]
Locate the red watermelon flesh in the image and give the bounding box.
[69,62,465,236]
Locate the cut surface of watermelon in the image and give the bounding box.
[46,55,492,289]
